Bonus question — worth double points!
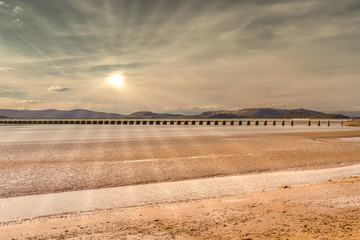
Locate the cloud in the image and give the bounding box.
[0,0,360,112]
[22,99,42,104]
[48,86,71,92]
[12,6,23,15]
[0,87,14,93]
[0,67,15,72]
[265,104,286,109]
[164,105,222,114]
[14,18,23,26]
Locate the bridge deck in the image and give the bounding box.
[0,119,348,126]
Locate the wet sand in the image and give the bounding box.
[1,128,360,239]
[1,177,359,239]
[1,163,360,222]
[1,130,360,198]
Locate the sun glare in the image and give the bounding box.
[108,75,124,87]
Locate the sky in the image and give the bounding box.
[0,0,360,114]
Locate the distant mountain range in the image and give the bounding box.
[0,108,351,119]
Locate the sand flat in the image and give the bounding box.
[1,129,360,198]
[1,127,360,239]
[1,177,360,239]
[1,163,360,222]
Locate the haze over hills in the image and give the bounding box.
[0,108,351,119]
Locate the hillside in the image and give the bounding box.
[0,108,350,119]
[202,108,334,119]
[0,115,9,119]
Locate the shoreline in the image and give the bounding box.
[1,176,359,239]
[1,128,360,238]
[1,163,360,222]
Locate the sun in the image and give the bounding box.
[108,75,124,87]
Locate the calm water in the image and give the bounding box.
[0,123,356,143]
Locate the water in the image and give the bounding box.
[0,124,357,143]
[1,164,359,222]
[342,137,360,142]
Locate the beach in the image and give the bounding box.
[1,176,360,239]
[1,125,360,239]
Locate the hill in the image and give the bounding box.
[202,108,331,119]
[0,108,350,119]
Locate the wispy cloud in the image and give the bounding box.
[48,86,71,92]
[22,99,42,104]
[12,6,23,15]
[0,87,14,93]
[16,34,72,80]
[0,0,359,112]
[164,105,222,114]
[0,67,15,72]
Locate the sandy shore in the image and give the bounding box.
[1,130,360,198]
[1,176,359,239]
[1,129,360,239]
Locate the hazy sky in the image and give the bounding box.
[1,0,359,114]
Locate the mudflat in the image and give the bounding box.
[1,130,360,198]
[1,176,359,239]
